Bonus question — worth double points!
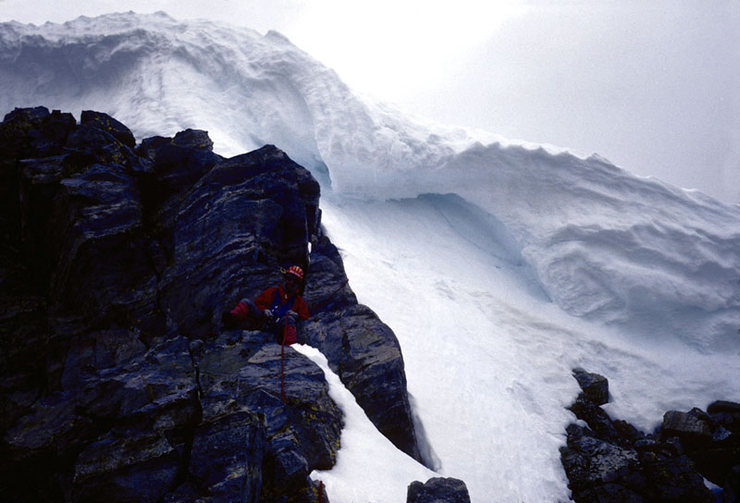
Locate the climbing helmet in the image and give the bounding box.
[284,265,304,282]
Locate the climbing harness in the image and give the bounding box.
[269,289,296,319]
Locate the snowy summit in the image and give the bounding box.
[1,11,739,502]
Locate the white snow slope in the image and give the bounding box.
[2,12,739,502]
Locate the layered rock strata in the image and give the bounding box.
[0,106,424,502]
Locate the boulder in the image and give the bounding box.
[660,403,740,495]
[407,477,471,503]
[568,394,622,444]
[138,128,221,197]
[662,409,713,443]
[80,110,136,148]
[560,424,642,497]
[708,400,740,434]
[572,367,609,406]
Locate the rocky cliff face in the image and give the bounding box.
[0,107,424,502]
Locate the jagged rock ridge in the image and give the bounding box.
[0,106,426,502]
[561,369,740,502]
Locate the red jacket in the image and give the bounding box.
[254,286,310,320]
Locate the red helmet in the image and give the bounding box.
[284,265,304,282]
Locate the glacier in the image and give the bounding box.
[1,11,739,502]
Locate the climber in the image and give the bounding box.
[222,265,309,345]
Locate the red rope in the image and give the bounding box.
[280,317,287,403]
[318,480,324,503]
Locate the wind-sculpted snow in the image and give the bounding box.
[2,11,740,502]
[0,11,479,191]
[1,11,738,350]
[430,144,740,349]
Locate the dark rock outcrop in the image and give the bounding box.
[572,367,609,406]
[659,402,740,501]
[407,477,471,503]
[561,369,739,502]
[0,106,426,502]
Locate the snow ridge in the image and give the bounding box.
[1,11,738,349]
[0,11,481,188]
[2,12,740,503]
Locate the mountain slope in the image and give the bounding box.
[2,12,737,349]
[2,12,739,502]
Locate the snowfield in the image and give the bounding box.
[2,12,739,502]
[318,194,740,501]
